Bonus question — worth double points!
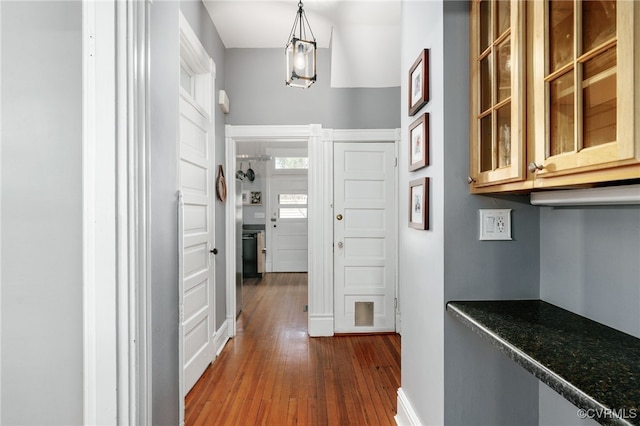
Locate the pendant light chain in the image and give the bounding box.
[287,1,315,43]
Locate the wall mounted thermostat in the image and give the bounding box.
[479,209,512,241]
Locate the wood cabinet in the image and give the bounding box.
[469,0,640,193]
[470,0,527,188]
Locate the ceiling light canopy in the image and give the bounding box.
[285,1,316,88]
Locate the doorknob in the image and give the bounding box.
[336,214,343,221]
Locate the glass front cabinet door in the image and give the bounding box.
[531,0,640,187]
[470,0,526,189]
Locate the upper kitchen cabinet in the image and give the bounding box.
[470,0,640,193]
[469,0,528,190]
[530,0,640,187]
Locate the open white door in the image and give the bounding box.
[178,14,216,397]
[333,142,397,333]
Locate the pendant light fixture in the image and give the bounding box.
[285,1,317,88]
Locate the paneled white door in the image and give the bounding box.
[334,142,397,333]
[269,176,308,272]
[178,24,215,396]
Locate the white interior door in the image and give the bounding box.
[334,142,397,333]
[269,176,308,272]
[179,15,215,397]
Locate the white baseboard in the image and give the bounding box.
[395,388,422,426]
[308,314,333,337]
[213,320,230,357]
[226,314,235,337]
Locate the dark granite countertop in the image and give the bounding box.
[446,300,640,426]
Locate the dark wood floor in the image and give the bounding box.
[185,273,401,425]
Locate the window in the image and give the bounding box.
[274,157,309,170]
[278,193,307,219]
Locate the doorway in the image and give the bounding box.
[225,126,400,338]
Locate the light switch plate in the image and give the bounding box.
[479,209,512,241]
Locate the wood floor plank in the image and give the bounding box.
[185,273,401,425]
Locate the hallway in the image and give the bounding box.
[185,273,401,425]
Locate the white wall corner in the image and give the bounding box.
[395,388,423,426]
[308,314,334,337]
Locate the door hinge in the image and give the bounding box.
[394,298,398,309]
[394,157,398,167]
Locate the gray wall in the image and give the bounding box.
[1,1,84,424]
[399,0,540,424]
[180,0,228,335]
[150,1,180,423]
[538,205,640,423]
[225,48,401,129]
[441,1,540,425]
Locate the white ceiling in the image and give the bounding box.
[202,0,401,88]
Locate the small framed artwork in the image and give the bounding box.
[409,113,429,171]
[242,190,263,205]
[250,191,262,205]
[409,178,429,230]
[408,49,429,116]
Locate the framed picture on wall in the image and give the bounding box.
[242,190,263,205]
[409,177,429,230]
[409,113,429,171]
[408,49,429,116]
[250,191,262,205]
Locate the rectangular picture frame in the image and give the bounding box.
[242,190,263,205]
[409,113,429,171]
[409,177,429,230]
[408,49,429,116]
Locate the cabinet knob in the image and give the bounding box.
[210,248,218,255]
[467,176,477,184]
[528,162,544,173]
[336,214,343,221]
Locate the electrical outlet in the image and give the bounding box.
[479,209,512,241]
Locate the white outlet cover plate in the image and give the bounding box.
[479,209,512,241]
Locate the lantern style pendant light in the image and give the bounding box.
[285,1,317,88]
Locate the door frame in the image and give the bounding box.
[82,0,152,423]
[224,126,400,337]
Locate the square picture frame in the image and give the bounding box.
[409,177,429,230]
[250,191,262,205]
[409,113,429,171]
[408,49,429,116]
[242,190,263,205]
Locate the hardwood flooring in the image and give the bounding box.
[185,273,401,425]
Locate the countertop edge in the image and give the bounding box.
[446,301,635,426]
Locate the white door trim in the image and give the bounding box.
[224,125,324,336]
[82,0,152,424]
[82,1,117,423]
